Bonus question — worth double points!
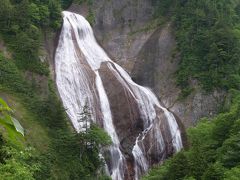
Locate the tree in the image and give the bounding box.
[0,0,13,31]
[143,91,240,180]
[77,105,111,176]
[0,146,40,180]
[224,166,240,180]
[201,162,225,180]
[218,133,240,168]
[48,0,62,29]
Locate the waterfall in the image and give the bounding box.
[55,11,183,180]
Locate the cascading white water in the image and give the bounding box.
[108,63,182,179]
[55,11,183,180]
[56,11,125,179]
[96,71,126,179]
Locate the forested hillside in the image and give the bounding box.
[1,0,240,179]
[0,0,110,179]
[144,0,240,179]
[154,0,240,92]
[143,90,240,179]
[0,0,63,74]
[173,0,240,93]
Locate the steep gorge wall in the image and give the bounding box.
[66,0,225,128]
[0,0,225,129]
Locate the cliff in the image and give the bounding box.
[67,0,225,128]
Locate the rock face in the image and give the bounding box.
[93,0,154,67]
[67,0,226,128]
[68,1,155,72]
[55,12,183,179]
[99,62,143,155]
[130,21,226,127]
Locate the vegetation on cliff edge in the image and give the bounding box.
[143,0,240,179]
[0,0,111,179]
[143,90,240,179]
[154,0,240,95]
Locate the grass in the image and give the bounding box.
[0,91,50,152]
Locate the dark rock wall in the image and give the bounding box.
[65,0,225,128]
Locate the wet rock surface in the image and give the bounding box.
[55,9,183,180]
[99,62,143,156]
[98,61,179,179]
[68,0,226,127]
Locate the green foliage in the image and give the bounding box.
[174,0,240,92]
[48,0,62,29]
[73,0,95,25]
[0,97,24,137]
[0,0,62,74]
[61,0,74,9]
[218,133,240,168]
[0,53,32,94]
[0,50,110,179]
[201,162,225,180]
[152,0,176,17]
[0,0,111,178]
[0,146,40,180]
[154,0,240,93]
[38,106,111,179]
[224,166,240,180]
[75,0,93,6]
[86,8,95,25]
[143,90,240,180]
